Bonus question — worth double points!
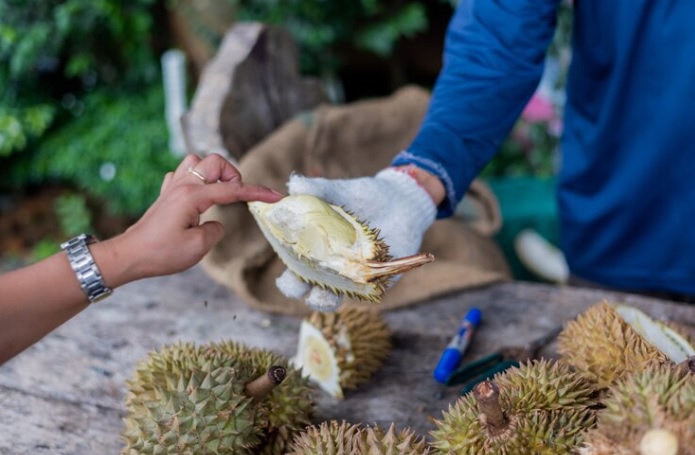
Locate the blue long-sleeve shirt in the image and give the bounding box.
[393,0,695,296]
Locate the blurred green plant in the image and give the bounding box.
[0,0,159,158]
[27,192,94,262]
[55,193,94,237]
[8,85,178,218]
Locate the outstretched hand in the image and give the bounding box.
[113,153,283,284]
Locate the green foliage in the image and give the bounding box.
[26,192,95,262]
[0,0,159,157]
[12,85,178,217]
[55,193,94,237]
[30,239,62,262]
[186,0,436,75]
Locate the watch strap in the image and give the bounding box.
[61,234,113,303]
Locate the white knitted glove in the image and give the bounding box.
[276,168,437,312]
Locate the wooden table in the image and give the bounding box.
[2,265,694,454]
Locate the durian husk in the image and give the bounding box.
[121,341,314,455]
[294,304,392,399]
[248,195,434,302]
[579,363,695,455]
[557,301,695,389]
[286,420,431,455]
[430,359,599,454]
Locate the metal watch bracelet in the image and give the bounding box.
[60,234,113,303]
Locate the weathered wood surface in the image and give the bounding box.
[2,265,694,454]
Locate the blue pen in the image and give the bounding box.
[433,307,482,384]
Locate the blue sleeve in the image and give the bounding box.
[392,0,561,217]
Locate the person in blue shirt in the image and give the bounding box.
[276,0,695,311]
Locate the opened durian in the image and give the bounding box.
[248,194,434,302]
[292,303,391,399]
[579,363,695,455]
[286,420,431,454]
[557,301,695,388]
[430,359,598,454]
[121,341,314,455]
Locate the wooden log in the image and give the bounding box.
[181,22,329,163]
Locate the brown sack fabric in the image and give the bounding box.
[200,85,511,315]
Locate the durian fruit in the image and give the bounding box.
[121,340,314,455]
[430,359,599,454]
[557,301,695,388]
[248,194,434,302]
[286,420,431,454]
[292,303,391,399]
[579,363,695,455]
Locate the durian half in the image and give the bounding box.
[248,194,434,302]
[292,304,391,399]
[557,301,695,388]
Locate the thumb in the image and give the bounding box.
[193,220,225,251]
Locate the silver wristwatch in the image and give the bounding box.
[61,234,113,303]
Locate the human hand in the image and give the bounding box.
[108,154,283,285]
[275,168,437,312]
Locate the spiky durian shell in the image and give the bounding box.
[430,359,598,454]
[248,195,433,302]
[557,301,681,389]
[286,420,431,454]
[297,304,391,398]
[579,364,695,455]
[122,341,314,455]
[202,340,314,455]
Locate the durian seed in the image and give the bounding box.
[244,365,286,401]
[473,380,506,431]
[639,428,678,455]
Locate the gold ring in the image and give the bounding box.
[185,166,208,184]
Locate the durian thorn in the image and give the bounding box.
[473,380,507,432]
[363,253,435,281]
[244,365,286,402]
[675,354,695,374]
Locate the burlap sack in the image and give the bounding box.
[200,85,511,315]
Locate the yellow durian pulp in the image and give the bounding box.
[292,304,391,399]
[248,194,434,302]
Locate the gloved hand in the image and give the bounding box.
[276,167,437,312]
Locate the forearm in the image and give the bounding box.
[395,0,561,217]
[0,236,136,363]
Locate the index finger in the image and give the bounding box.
[192,180,284,214]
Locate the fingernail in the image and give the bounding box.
[271,189,285,197]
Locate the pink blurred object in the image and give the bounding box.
[522,93,556,123]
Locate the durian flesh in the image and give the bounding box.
[248,194,434,302]
[292,304,392,399]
